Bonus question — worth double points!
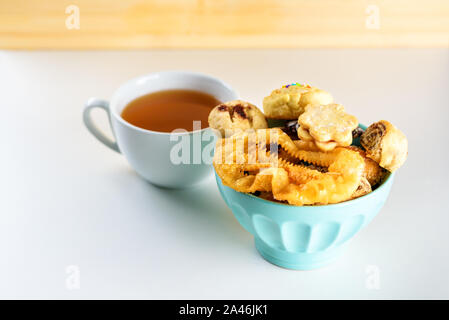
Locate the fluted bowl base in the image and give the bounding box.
[255,237,347,270]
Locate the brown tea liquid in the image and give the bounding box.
[121,89,221,132]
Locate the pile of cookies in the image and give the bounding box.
[208,83,408,205]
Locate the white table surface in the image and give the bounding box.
[0,49,448,299]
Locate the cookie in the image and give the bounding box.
[360,120,408,172]
[297,104,358,151]
[208,100,268,137]
[263,83,333,120]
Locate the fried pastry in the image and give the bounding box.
[208,100,268,137]
[263,83,333,119]
[297,104,358,152]
[360,120,408,172]
[213,128,365,206]
[346,146,386,186]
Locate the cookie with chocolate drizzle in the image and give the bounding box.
[208,100,268,137]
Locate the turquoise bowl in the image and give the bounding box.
[214,125,395,270]
[216,173,394,270]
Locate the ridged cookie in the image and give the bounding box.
[297,104,358,152]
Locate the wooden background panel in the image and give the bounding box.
[0,0,448,49]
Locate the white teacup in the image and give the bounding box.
[83,71,239,188]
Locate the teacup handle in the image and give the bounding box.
[83,98,120,153]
